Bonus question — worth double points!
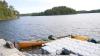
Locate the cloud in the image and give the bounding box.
[66,0,100,10]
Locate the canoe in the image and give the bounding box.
[16,41,46,49]
[70,35,90,41]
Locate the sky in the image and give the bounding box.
[6,0,100,14]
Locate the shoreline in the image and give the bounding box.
[0,34,100,56]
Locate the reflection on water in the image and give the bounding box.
[0,13,100,41]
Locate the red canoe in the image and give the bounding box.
[16,41,46,49]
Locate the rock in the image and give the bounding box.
[60,48,71,55]
[42,37,100,56]
[0,39,25,56]
[5,41,14,49]
[0,39,6,46]
[48,35,55,40]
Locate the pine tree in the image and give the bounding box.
[0,0,19,20]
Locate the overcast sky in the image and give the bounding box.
[6,0,100,14]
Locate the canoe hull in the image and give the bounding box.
[17,41,45,49]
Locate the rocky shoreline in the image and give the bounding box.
[0,34,100,56]
[0,39,25,56]
[0,39,71,56]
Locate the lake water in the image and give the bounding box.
[0,13,100,42]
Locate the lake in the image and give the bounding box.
[0,13,100,42]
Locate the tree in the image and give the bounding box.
[31,6,76,16]
[0,0,19,20]
[42,6,76,15]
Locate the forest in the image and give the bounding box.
[31,6,76,16]
[0,0,19,20]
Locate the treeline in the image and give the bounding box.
[0,0,19,20]
[21,6,100,16]
[77,9,100,13]
[21,6,76,16]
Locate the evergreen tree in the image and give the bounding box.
[31,6,76,16]
[0,0,19,20]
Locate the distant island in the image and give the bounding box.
[21,6,77,16]
[0,0,19,20]
[21,6,100,16]
[77,9,100,14]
